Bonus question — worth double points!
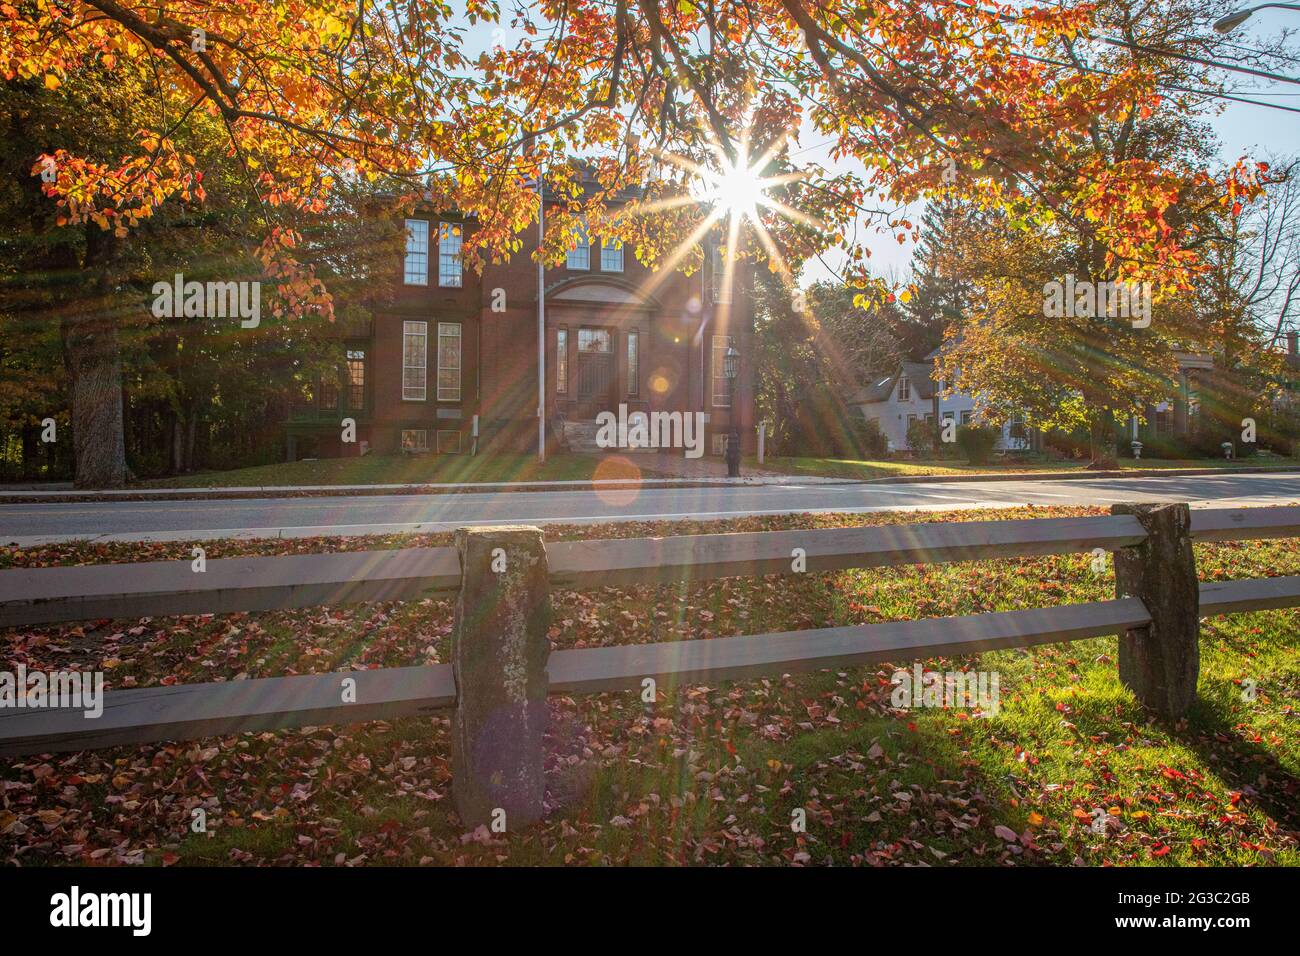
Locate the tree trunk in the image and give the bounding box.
[59,223,129,490]
[63,316,127,489]
[1086,407,1119,470]
[185,413,198,472]
[171,414,184,474]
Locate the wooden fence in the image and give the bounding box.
[1,502,1298,826]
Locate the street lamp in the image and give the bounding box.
[1214,3,1300,33]
[724,345,741,478]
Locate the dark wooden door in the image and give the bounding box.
[574,327,615,419]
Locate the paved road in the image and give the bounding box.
[2,473,1299,545]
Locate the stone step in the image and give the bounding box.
[560,419,658,454]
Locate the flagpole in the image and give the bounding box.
[537,157,546,464]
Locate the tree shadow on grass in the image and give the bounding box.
[1178,693,1300,838]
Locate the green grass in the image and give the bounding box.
[2,507,1296,866]
[762,455,1300,481]
[137,453,621,488]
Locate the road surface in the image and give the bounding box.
[2,472,1299,545]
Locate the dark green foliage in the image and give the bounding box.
[956,424,998,464]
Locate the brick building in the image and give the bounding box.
[286,187,756,460]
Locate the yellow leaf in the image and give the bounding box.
[44,74,61,90]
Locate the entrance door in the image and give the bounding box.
[574,327,616,419]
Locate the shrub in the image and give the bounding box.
[956,424,999,464]
[850,415,889,459]
[905,417,939,458]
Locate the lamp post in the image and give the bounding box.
[1214,3,1300,32]
[724,345,741,478]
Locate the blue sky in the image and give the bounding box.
[805,11,1300,285]
[459,9,1300,287]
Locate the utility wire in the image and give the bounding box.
[955,1,1300,85]
[1020,50,1300,114]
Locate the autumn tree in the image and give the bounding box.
[904,199,973,358]
[2,0,1269,480]
[0,61,402,482]
[931,0,1285,465]
[753,271,904,456]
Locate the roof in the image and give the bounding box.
[902,361,938,399]
[854,375,896,404]
[851,359,938,405]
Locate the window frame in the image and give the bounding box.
[566,220,592,271]
[898,374,911,402]
[577,327,611,353]
[401,428,429,453]
[438,222,463,288]
[402,320,428,402]
[436,321,462,403]
[627,329,640,397]
[711,244,734,305]
[556,326,568,394]
[711,333,734,408]
[600,238,624,272]
[404,219,429,286]
[346,349,366,410]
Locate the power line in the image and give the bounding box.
[955,2,1300,86]
[1019,51,1300,115]
[1098,34,1300,87]
[1216,39,1300,66]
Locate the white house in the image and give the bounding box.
[852,349,1031,453]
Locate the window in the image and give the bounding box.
[404,219,429,285]
[627,330,639,397]
[346,349,366,409]
[578,327,611,352]
[437,322,462,402]
[711,244,733,304]
[600,238,624,272]
[401,429,428,453]
[403,321,427,401]
[960,410,973,426]
[438,222,462,287]
[566,220,592,270]
[1155,403,1175,436]
[556,327,568,393]
[319,378,339,410]
[711,334,734,407]
[898,375,911,401]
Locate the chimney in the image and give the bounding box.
[1290,330,1299,356]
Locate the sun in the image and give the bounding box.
[621,131,823,306]
[698,151,771,220]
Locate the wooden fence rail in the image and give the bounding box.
[1,502,1298,827]
[4,506,1298,629]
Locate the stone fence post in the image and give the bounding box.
[451,525,552,830]
[1110,502,1200,718]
